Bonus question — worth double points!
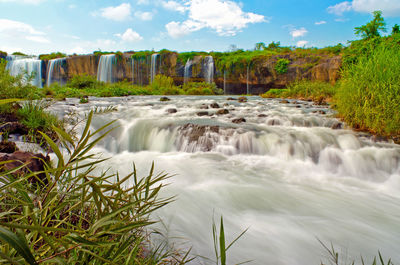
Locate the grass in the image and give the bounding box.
[17,101,62,131]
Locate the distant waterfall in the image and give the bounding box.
[223,70,227,94]
[46,58,66,87]
[132,58,135,84]
[6,57,43,88]
[97,54,116,83]
[184,59,192,84]
[204,56,214,83]
[150,54,159,83]
[246,63,251,95]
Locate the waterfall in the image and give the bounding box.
[6,57,43,88]
[184,59,192,84]
[204,56,214,84]
[132,58,135,84]
[246,63,250,95]
[97,54,116,83]
[150,54,159,83]
[46,58,66,87]
[223,70,226,94]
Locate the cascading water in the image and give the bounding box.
[204,56,214,84]
[184,59,192,84]
[131,58,135,84]
[46,58,66,87]
[97,54,116,83]
[150,53,159,83]
[223,70,227,94]
[50,96,400,265]
[6,56,43,88]
[246,63,251,94]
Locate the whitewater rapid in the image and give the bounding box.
[49,96,400,265]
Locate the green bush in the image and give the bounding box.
[11,52,27,56]
[67,73,100,89]
[275,58,290,74]
[39,52,66,60]
[182,82,222,95]
[0,50,7,57]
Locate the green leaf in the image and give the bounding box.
[0,227,37,265]
[219,217,226,265]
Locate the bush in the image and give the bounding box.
[67,73,100,89]
[39,52,67,60]
[275,58,290,74]
[182,82,222,95]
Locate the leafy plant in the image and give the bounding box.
[38,52,67,61]
[275,58,290,74]
[355,11,386,39]
[17,100,62,131]
[67,73,100,89]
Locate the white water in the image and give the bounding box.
[97,54,115,83]
[131,58,135,84]
[6,56,43,88]
[247,63,251,94]
[46,58,66,87]
[204,56,214,84]
[150,54,159,83]
[184,59,193,84]
[223,71,227,94]
[50,96,400,265]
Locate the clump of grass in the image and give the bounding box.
[0,111,190,264]
[335,44,400,136]
[17,100,61,131]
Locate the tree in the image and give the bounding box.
[254,42,266,51]
[392,24,400,35]
[267,41,281,50]
[354,11,386,39]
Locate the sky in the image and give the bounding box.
[0,0,400,55]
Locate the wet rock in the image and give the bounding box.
[160,97,171,102]
[371,135,388,143]
[312,110,326,115]
[197,111,209,116]
[232,118,246,124]
[331,122,343,130]
[267,119,281,126]
[0,141,19,153]
[223,103,229,107]
[216,109,229,115]
[0,151,50,185]
[210,103,220,108]
[295,105,301,108]
[280,100,289,104]
[227,97,236,101]
[166,108,177,114]
[258,114,268,118]
[238,96,247,103]
[199,104,209,109]
[178,124,220,151]
[0,122,29,135]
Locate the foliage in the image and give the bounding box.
[254,42,266,51]
[392,24,400,35]
[0,59,41,100]
[335,44,400,135]
[0,51,7,57]
[0,112,189,264]
[275,58,290,74]
[67,73,100,90]
[39,52,67,61]
[149,74,181,95]
[131,50,154,60]
[355,11,386,39]
[17,100,62,131]
[262,80,336,103]
[12,52,27,56]
[267,41,281,50]
[177,51,207,64]
[182,82,222,95]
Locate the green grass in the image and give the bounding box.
[38,52,67,61]
[17,101,61,131]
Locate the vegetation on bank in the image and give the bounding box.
[38,52,67,61]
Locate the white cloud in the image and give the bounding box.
[98,3,131,21]
[0,19,45,35]
[352,0,400,16]
[327,1,352,16]
[137,0,149,4]
[68,4,76,9]
[165,0,266,38]
[290,27,308,38]
[26,35,50,43]
[134,11,154,21]
[0,0,45,4]
[296,40,309,47]
[315,20,327,25]
[115,28,143,42]
[69,46,85,55]
[162,0,187,13]
[335,17,349,22]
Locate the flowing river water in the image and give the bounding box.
[49,96,400,265]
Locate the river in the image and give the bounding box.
[49,96,400,265]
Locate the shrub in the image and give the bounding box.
[182,82,222,95]
[0,50,7,57]
[39,52,67,60]
[11,52,27,56]
[275,58,290,74]
[67,73,100,89]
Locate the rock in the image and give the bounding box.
[238,96,247,103]
[312,110,326,115]
[160,97,171,102]
[199,104,209,109]
[0,141,18,153]
[0,122,29,135]
[258,114,268,118]
[295,105,301,108]
[331,122,343,130]
[267,119,281,126]
[0,151,50,185]
[227,97,236,101]
[210,103,220,108]
[232,118,246,124]
[280,100,289,104]
[166,108,177,114]
[178,124,220,151]
[197,111,209,116]
[223,103,229,107]
[216,109,229,115]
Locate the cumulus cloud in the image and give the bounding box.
[296,40,309,47]
[0,19,45,35]
[165,0,266,38]
[26,35,50,43]
[315,20,327,25]
[134,11,154,21]
[290,27,308,38]
[162,0,187,13]
[327,0,400,17]
[115,28,143,42]
[0,0,45,4]
[98,3,131,21]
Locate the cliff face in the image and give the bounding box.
[14,52,342,94]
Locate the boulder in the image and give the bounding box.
[210,103,220,108]
[166,108,178,114]
[258,114,268,118]
[0,141,19,153]
[238,96,247,103]
[160,97,171,102]
[227,97,236,101]
[312,110,326,115]
[232,118,246,124]
[216,109,229,115]
[199,104,209,109]
[197,111,209,116]
[0,122,29,135]
[0,151,50,185]
[331,122,343,130]
[178,124,220,151]
[280,100,289,104]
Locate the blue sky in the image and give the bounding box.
[0,0,400,55]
